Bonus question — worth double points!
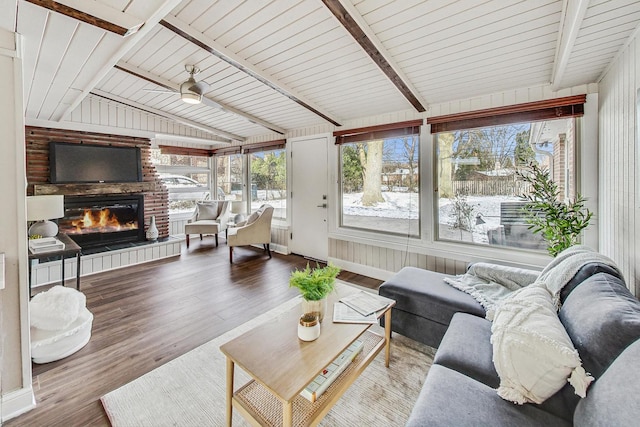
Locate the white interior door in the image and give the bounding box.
[290,135,329,261]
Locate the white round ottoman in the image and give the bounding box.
[30,286,93,364]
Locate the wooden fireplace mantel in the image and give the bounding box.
[34,182,156,196]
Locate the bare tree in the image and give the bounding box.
[403,136,418,192]
[359,139,385,206]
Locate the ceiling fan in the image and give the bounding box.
[145,64,210,104]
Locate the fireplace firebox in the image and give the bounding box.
[59,195,145,248]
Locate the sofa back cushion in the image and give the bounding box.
[573,339,640,426]
[559,262,621,303]
[559,272,640,380]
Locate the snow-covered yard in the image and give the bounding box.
[343,191,525,244]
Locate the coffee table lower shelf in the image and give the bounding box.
[232,330,385,427]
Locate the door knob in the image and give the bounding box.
[317,203,327,208]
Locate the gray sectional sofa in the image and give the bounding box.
[379,262,640,426]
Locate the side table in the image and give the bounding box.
[28,233,82,298]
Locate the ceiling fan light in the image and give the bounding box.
[181,91,201,104]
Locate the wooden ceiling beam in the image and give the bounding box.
[24,0,144,37]
[56,0,184,122]
[160,15,342,127]
[114,62,286,135]
[551,0,589,90]
[321,0,427,113]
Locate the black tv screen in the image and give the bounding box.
[50,142,142,183]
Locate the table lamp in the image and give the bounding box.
[27,195,65,237]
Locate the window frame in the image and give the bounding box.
[248,146,287,220]
[212,140,287,221]
[328,95,597,269]
[337,135,421,238]
[153,147,212,216]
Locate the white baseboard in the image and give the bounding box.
[1,386,35,422]
[328,257,395,282]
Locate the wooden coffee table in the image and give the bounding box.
[219,287,395,427]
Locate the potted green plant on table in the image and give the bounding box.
[517,162,593,257]
[289,263,341,322]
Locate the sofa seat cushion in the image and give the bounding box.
[573,340,640,426]
[406,365,571,427]
[379,267,485,325]
[559,272,640,379]
[433,312,499,388]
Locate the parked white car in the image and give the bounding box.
[160,174,224,201]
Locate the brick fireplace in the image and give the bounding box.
[25,127,169,248]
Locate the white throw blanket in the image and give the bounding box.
[443,263,540,315]
[444,246,622,320]
[534,245,622,308]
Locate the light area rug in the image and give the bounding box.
[101,282,435,426]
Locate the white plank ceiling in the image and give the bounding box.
[13,0,640,142]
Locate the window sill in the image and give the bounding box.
[329,227,551,270]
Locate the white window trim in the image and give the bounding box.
[329,99,598,270]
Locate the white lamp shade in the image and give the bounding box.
[27,195,65,221]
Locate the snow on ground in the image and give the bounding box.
[343,192,419,219]
[343,192,523,243]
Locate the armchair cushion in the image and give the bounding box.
[195,201,219,220]
[245,210,260,225]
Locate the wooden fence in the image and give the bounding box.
[452,180,533,197]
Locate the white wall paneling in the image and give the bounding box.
[598,29,639,296]
[29,239,182,289]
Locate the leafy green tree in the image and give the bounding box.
[342,144,364,192]
[250,150,286,199]
[514,130,536,167]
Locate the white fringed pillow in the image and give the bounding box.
[30,286,86,331]
[490,285,593,405]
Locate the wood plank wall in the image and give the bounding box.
[25,126,170,238]
[598,33,639,296]
[330,238,469,275]
[69,95,224,142]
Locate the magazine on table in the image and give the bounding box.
[332,302,377,324]
[338,291,395,316]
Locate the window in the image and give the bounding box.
[337,121,421,236]
[434,118,577,250]
[152,148,211,214]
[249,148,286,219]
[216,154,243,201]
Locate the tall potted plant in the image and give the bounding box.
[289,263,341,321]
[517,162,593,257]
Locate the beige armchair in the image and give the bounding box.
[185,201,231,248]
[227,204,274,263]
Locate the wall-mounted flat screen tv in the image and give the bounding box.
[50,142,142,183]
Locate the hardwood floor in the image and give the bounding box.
[6,242,382,427]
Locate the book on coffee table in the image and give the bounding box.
[332,302,377,324]
[339,291,395,316]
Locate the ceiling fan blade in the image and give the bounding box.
[200,96,223,109]
[143,88,177,94]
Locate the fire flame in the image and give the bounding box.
[65,208,137,234]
